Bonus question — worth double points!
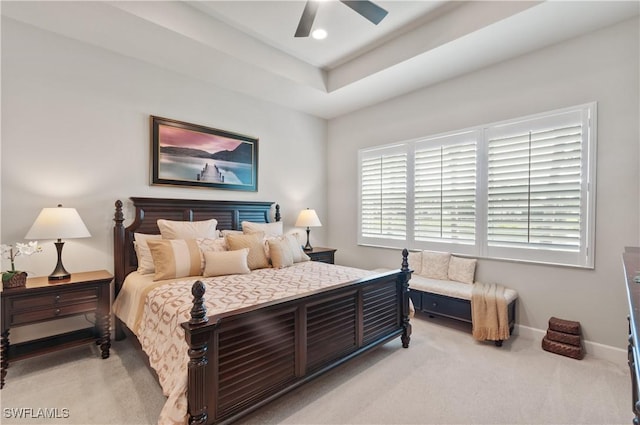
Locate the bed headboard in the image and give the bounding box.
[113,197,280,295]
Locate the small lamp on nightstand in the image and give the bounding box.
[25,204,91,281]
[295,208,322,251]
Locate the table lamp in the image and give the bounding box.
[25,204,91,280]
[295,208,322,251]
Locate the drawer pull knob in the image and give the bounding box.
[54,295,61,303]
[432,302,437,307]
[54,309,61,316]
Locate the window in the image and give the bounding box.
[359,144,407,248]
[414,132,478,245]
[358,103,596,268]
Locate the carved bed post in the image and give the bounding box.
[274,204,281,222]
[400,248,413,348]
[113,200,125,294]
[186,281,209,425]
[113,200,126,341]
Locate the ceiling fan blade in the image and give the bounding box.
[295,0,320,37]
[340,1,388,25]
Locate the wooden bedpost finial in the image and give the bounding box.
[401,248,409,272]
[114,200,124,226]
[190,281,208,325]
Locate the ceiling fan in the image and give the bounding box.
[295,0,389,38]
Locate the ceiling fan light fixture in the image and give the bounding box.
[312,29,327,40]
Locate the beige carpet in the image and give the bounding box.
[1,314,630,425]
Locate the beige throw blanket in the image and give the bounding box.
[471,282,510,341]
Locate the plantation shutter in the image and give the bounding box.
[486,110,585,252]
[359,146,407,241]
[414,133,477,244]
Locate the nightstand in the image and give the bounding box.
[1,270,112,389]
[305,247,337,264]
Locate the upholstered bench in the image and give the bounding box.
[376,250,518,346]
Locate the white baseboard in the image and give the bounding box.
[515,324,627,367]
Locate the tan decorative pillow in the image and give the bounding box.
[407,251,422,273]
[421,251,451,280]
[147,239,202,281]
[134,233,162,274]
[225,232,270,270]
[267,238,294,269]
[157,219,218,239]
[203,249,250,277]
[241,221,283,238]
[448,255,477,284]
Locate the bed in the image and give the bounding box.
[112,197,412,425]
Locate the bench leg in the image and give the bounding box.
[494,340,503,347]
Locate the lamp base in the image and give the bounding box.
[303,227,313,252]
[48,240,71,281]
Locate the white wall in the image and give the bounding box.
[1,18,328,340]
[327,18,640,350]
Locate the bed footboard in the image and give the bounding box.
[182,250,412,425]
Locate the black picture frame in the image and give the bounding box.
[151,116,258,192]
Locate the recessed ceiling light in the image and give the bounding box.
[312,29,327,40]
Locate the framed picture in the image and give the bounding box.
[151,116,258,192]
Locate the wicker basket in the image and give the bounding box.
[548,317,581,335]
[546,329,582,347]
[542,336,584,360]
[2,271,27,289]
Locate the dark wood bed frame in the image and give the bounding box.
[113,197,412,425]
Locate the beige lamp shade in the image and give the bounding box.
[24,205,91,281]
[295,208,321,251]
[25,206,91,240]
[295,209,322,228]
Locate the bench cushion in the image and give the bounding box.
[372,268,518,304]
[410,274,518,303]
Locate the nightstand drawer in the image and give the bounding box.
[307,248,336,264]
[10,288,98,311]
[10,301,98,326]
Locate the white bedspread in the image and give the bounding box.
[113,261,375,425]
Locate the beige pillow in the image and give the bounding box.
[157,219,218,239]
[203,249,250,277]
[267,238,294,269]
[197,237,227,253]
[220,229,243,237]
[147,239,202,281]
[448,255,477,284]
[225,232,270,270]
[421,251,451,280]
[134,233,162,274]
[242,221,283,238]
[407,251,422,273]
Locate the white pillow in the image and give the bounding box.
[134,233,162,274]
[242,221,283,238]
[203,249,251,277]
[448,255,477,284]
[283,234,310,263]
[147,239,202,281]
[420,251,451,280]
[157,219,218,239]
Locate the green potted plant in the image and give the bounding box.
[1,241,41,289]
